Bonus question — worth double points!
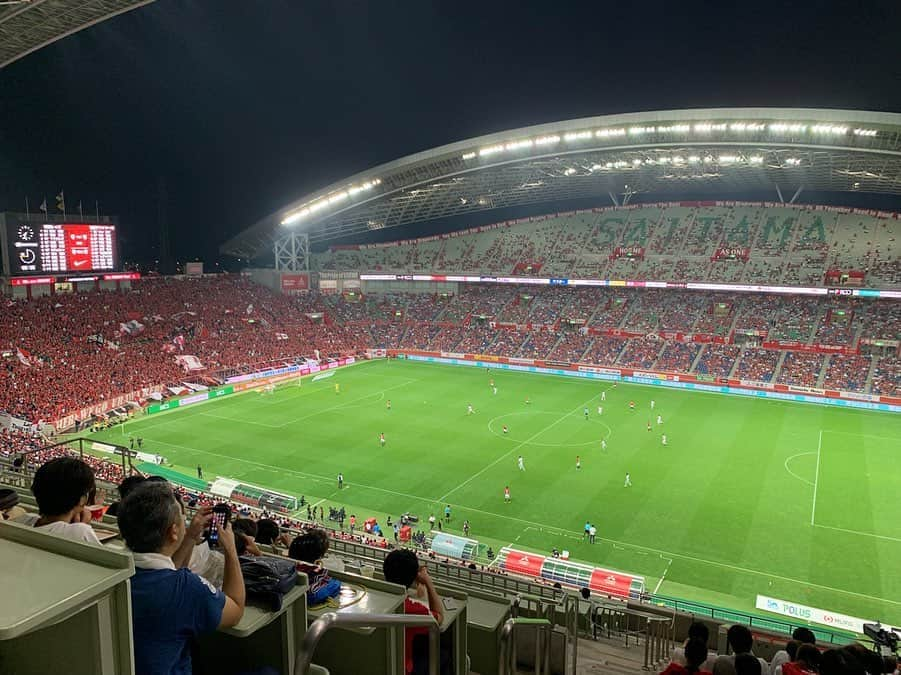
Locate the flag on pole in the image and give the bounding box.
[25,196,30,218]
[78,201,83,218]
[56,190,65,214]
[15,347,32,367]
[39,198,47,213]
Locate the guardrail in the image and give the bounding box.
[498,617,553,675]
[295,612,440,675]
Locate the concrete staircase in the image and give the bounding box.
[816,355,831,388]
[689,344,707,373]
[865,356,880,393]
[771,351,789,382]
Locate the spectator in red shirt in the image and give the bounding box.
[382,549,445,675]
[661,638,712,674]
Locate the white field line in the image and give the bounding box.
[813,523,901,544]
[653,555,673,595]
[144,436,901,607]
[437,391,604,503]
[811,430,822,526]
[783,452,816,487]
[198,379,417,429]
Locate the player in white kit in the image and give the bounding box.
[624,472,632,487]
[517,455,525,471]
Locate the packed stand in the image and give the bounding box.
[733,348,780,382]
[693,345,741,378]
[777,352,826,387]
[822,354,872,392]
[617,337,664,369]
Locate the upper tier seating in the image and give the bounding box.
[313,204,900,289]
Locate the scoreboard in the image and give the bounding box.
[6,222,118,275]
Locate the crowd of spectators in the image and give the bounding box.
[517,331,560,359]
[870,356,900,396]
[311,206,897,295]
[547,333,594,363]
[694,345,742,378]
[656,342,703,373]
[617,337,665,369]
[1,277,898,432]
[822,355,872,393]
[734,348,780,382]
[777,352,827,387]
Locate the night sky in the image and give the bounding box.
[1,0,899,266]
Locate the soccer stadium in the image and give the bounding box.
[1,4,900,675]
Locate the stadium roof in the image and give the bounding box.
[222,107,901,259]
[0,0,155,69]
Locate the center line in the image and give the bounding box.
[437,390,604,503]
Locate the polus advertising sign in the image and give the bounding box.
[756,595,868,633]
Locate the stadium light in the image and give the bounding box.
[505,139,534,151]
[461,152,476,160]
[534,135,561,145]
[749,155,764,164]
[656,124,691,133]
[479,144,505,157]
[853,128,878,137]
[281,179,381,226]
[694,123,727,132]
[769,123,806,133]
[563,167,577,175]
[688,155,700,164]
[628,126,655,135]
[718,155,739,164]
[730,122,766,132]
[811,124,848,135]
[563,131,592,142]
[596,128,626,138]
[785,157,802,165]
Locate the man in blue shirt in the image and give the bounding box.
[117,481,245,675]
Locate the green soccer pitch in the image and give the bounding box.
[97,358,901,625]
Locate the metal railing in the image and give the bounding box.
[498,617,553,675]
[294,612,440,675]
[589,602,674,670]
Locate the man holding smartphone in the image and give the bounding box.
[117,481,245,675]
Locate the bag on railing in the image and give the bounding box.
[296,562,342,606]
[239,554,298,610]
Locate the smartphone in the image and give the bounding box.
[207,504,231,547]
